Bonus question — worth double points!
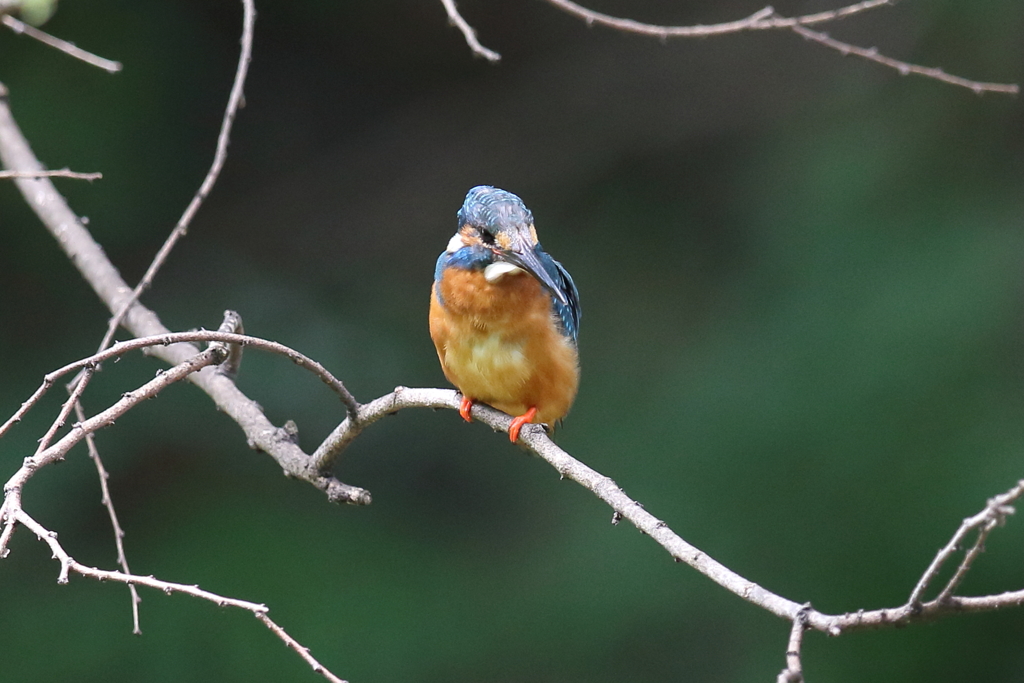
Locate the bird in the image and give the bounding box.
[429,185,581,443]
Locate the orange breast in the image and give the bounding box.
[430,267,579,425]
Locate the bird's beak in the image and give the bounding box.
[499,233,569,306]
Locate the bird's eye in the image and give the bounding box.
[479,230,496,245]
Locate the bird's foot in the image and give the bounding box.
[458,395,475,423]
[508,406,538,443]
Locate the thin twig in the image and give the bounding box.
[788,21,1020,95]
[934,519,1001,604]
[539,0,890,39]
[10,508,346,683]
[255,613,348,683]
[0,15,121,73]
[0,168,101,180]
[538,0,1018,94]
[0,371,58,440]
[439,0,500,62]
[4,330,360,435]
[907,480,1024,606]
[760,0,894,27]
[75,399,142,635]
[33,355,93,455]
[777,604,810,683]
[1,347,226,579]
[96,0,255,352]
[1,347,227,557]
[9,348,228,495]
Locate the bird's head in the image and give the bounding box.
[448,185,569,305]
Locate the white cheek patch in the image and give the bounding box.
[484,262,524,283]
[446,232,466,253]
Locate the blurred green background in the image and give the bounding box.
[1,1,1023,681]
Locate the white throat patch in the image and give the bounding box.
[446,232,465,253]
[484,262,524,283]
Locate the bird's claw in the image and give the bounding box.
[458,396,474,423]
[508,406,538,443]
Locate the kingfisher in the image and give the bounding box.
[429,185,581,443]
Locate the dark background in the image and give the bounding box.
[1,1,1023,681]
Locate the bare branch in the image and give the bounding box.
[787,21,1020,95]
[26,335,1018,640]
[9,347,227,496]
[97,0,256,351]
[313,386,804,617]
[934,518,1002,603]
[10,508,346,683]
[439,0,501,62]
[907,479,1024,606]
[539,0,890,39]
[0,369,59,440]
[539,0,1019,94]
[6,329,360,434]
[3,343,346,680]
[777,605,810,683]
[0,499,15,559]
[312,386,1024,635]
[75,399,142,635]
[2,328,367,507]
[760,0,895,27]
[0,168,101,180]
[255,612,348,683]
[0,14,122,72]
[316,382,1024,640]
[34,354,92,455]
[0,82,369,506]
[1,345,226,558]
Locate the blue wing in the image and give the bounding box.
[536,249,580,344]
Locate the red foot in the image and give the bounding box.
[458,396,475,423]
[508,406,538,443]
